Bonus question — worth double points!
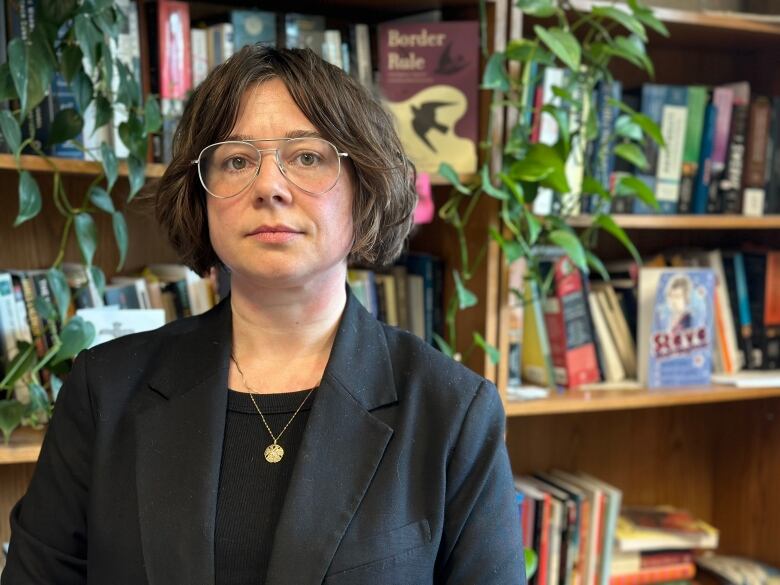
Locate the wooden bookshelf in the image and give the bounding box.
[566,214,780,230]
[0,428,44,465]
[0,154,166,179]
[504,384,780,416]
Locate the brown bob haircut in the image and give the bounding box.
[156,45,417,275]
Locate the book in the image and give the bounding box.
[707,85,736,213]
[719,82,751,214]
[506,259,526,390]
[637,268,715,388]
[711,371,780,387]
[616,505,719,553]
[542,256,601,389]
[76,307,165,348]
[111,0,142,159]
[522,279,554,387]
[764,251,780,369]
[378,21,479,175]
[608,562,696,585]
[743,251,768,369]
[722,252,754,370]
[231,10,275,51]
[742,97,772,216]
[692,101,718,214]
[678,86,708,214]
[696,553,780,585]
[284,13,325,55]
[593,284,637,379]
[766,97,780,215]
[588,291,626,383]
[350,24,372,89]
[191,27,209,87]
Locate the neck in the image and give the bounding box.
[228,269,347,393]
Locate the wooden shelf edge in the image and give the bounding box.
[571,0,780,36]
[0,428,44,465]
[0,154,166,179]
[565,214,780,230]
[504,385,780,416]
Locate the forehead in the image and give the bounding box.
[229,78,319,140]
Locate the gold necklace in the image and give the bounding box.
[230,354,317,463]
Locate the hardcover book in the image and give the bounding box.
[231,10,276,51]
[637,268,715,388]
[378,21,479,175]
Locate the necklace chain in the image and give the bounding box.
[230,354,317,458]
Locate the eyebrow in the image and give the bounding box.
[224,129,323,142]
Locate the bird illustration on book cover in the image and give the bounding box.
[378,22,478,175]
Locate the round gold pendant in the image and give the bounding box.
[264,443,284,463]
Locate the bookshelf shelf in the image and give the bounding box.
[0,154,167,179]
[566,214,780,230]
[504,384,780,416]
[0,428,44,465]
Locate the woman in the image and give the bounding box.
[3,46,524,585]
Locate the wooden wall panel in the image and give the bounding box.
[0,464,36,547]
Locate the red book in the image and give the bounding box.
[158,0,192,100]
[609,563,696,585]
[765,251,780,326]
[641,551,693,569]
[543,256,601,388]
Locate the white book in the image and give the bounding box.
[588,291,626,382]
[711,371,780,388]
[655,103,688,208]
[146,264,213,316]
[352,24,372,88]
[77,308,165,348]
[191,28,209,86]
[533,67,565,216]
[111,276,152,310]
[0,273,20,363]
[323,30,343,69]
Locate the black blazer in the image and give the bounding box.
[3,292,525,585]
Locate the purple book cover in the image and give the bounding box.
[711,86,735,168]
[642,269,715,388]
[378,22,479,174]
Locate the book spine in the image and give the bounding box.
[654,86,688,214]
[742,97,772,216]
[0,273,18,363]
[640,552,693,569]
[191,28,209,87]
[589,81,621,214]
[719,101,750,214]
[678,86,708,214]
[111,0,142,159]
[351,23,372,89]
[707,86,736,213]
[765,97,780,214]
[609,563,696,585]
[743,252,767,369]
[507,260,526,388]
[634,85,665,213]
[692,102,718,214]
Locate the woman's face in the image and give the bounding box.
[206,78,354,292]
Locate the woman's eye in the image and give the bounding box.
[229,157,247,170]
[297,152,320,167]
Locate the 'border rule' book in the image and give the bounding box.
[378,21,479,175]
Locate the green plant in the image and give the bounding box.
[0,0,162,442]
[436,0,665,364]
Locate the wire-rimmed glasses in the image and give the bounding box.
[191,137,349,199]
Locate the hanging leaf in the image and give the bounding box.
[534,26,581,71]
[89,266,106,297]
[38,0,78,27]
[612,35,654,77]
[525,548,539,580]
[144,95,162,134]
[432,333,454,358]
[628,0,670,37]
[453,270,478,310]
[101,142,119,191]
[582,176,611,201]
[517,143,570,193]
[26,382,50,416]
[74,212,98,266]
[74,14,102,69]
[614,143,649,170]
[549,229,587,271]
[72,69,94,116]
[614,115,643,141]
[60,44,83,84]
[127,155,146,202]
[438,162,471,195]
[94,94,113,132]
[0,64,17,101]
[15,172,42,227]
[498,173,524,204]
[47,268,71,324]
[0,110,22,155]
[8,38,47,118]
[585,250,610,282]
[473,332,501,365]
[89,186,115,213]
[112,211,128,271]
[0,400,25,444]
[517,0,557,17]
[480,164,509,200]
[489,227,525,263]
[482,52,510,92]
[592,6,647,41]
[49,108,84,146]
[52,317,95,365]
[541,104,570,147]
[524,210,543,245]
[616,175,658,210]
[594,214,642,263]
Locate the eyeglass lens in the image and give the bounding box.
[199,138,341,198]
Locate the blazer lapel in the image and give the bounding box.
[135,299,232,585]
[264,292,397,585]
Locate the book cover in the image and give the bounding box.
[191,28,209,87]
[111,0,142,159]
[507,259,526,389]
[742,251,767,369]
[764,251,780,369]
[637,268,715,388]
[231,10,275,50]
[158,0,192,100]
[718,82,751,214]
[692,101,718,214]
[350,23,373,89]
[678,86,708,213]
[522,279,555,387]
[378,21,479,175]
[588,80,622,214]
[766,97,780,214]
[722,252,754,370]
[542,256,601,389]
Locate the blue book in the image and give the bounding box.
[589,80,621,213]
[692,102,718,214]
[231,10,276,50]
[634,84,688,214]
[404,253,442,345]
[49,73,83,159]
[638,268,715,388]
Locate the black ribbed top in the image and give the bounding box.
[215,388,315,585]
